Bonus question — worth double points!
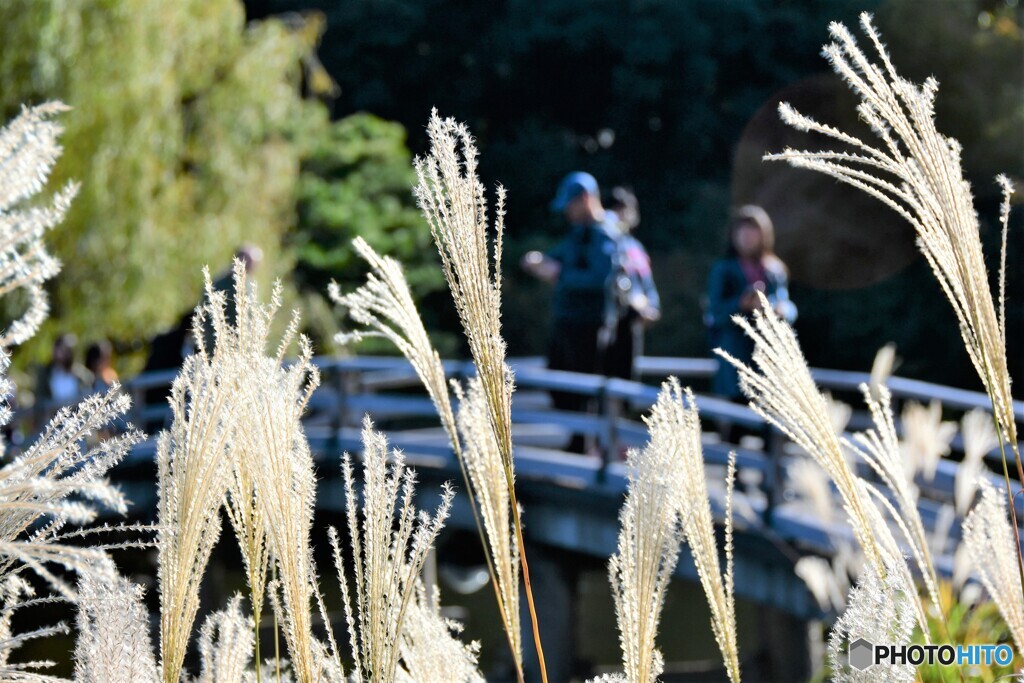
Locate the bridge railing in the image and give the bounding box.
[12,354,1023,533]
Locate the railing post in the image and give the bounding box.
[598,379,618,483]
[333,363,349,451]
[763,424,785,525]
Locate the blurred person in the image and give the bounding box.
[37,333,89,405]
[604,187,660,380]
[85,340,118,393]
[521,172,620,453]
[706,205,797,404]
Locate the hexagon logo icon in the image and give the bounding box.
[849,638,875,671]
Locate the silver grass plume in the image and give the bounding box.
[867,343,897,402]
[0,574,70,682]
[827,559,917,683]
[156,342,233,683]
[454,378,521,664]
[331,239,520,669]
[74,571,158,683]
[0,102,142,597]
[330,237,456,444]
[955,409,998,516]
[0,378,141,597]
[789,457,835,522]
[223,448,269,672]
[195,594,253,683]
[899,400,955,484]
[413,111,512,470]
[846,384,941,614]
[210,262,335,683]
[396,580,484,683]
[606,396,687,683]
[655,380,740,683]
[333,420,454,683]
[767,13,1019,463]
[715,295,889,574]
[795,556,846,613]
[414,110,547,680]
[717,296,928,632]
[963,480,1024,652]
[0,103,75,348]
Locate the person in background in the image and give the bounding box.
[604,187,660,380]
[521,171,620,453]
[37,334,89,405]
[85,340,118,393]
[706,205,797,404]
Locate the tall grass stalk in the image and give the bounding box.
[767,12,1024,595]
[210,263,338,682]
[716,295,889,575]
[155,319,233,683]
[332,419,454,682]
[0,102,74,347]
[413,110,547,681]
[454,378,522,667]
[963,480,1024,652]
[332,238,523,677]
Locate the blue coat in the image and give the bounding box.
[547,221,620,326]
[706,257,796,399]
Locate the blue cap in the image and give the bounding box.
[550,172,599,212]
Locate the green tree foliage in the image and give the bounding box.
[0,0,320,365]
[290,111,443,349]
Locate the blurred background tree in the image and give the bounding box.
[0,0,312,367]
[0,0,442,373]
[290,110,445,351]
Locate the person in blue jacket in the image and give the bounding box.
[522,171,620,452]
[706,205,797,401]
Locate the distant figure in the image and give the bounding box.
[707,205,797,401]
[522,172,620,453]
[141,244,263,429]
[37,334,88,405]
[205,243,263,350]
[605,187,660,380]
[145,243,264,374]
[85,340,118,393]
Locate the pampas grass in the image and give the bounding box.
[333,419,454,683]
[0,574,70,682]
[963,481,1024,653]
[156,326,235,683]
[657,381,740,683]
[847,384,942,620]
[454,378,522,667]
[768,16,1024,601]
[413,110,546,681]
[209,262,335,683]
[0,102,74,347]
[74,572,158,683]
[335,235,524,677]
[955,409,999,516]
[397,580,484,683]
[716,295,890,575]
[827,560,918,683]
[195,595,254,683]
[605,395,687,683]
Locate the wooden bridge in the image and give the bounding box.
[27,355,1024,681]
